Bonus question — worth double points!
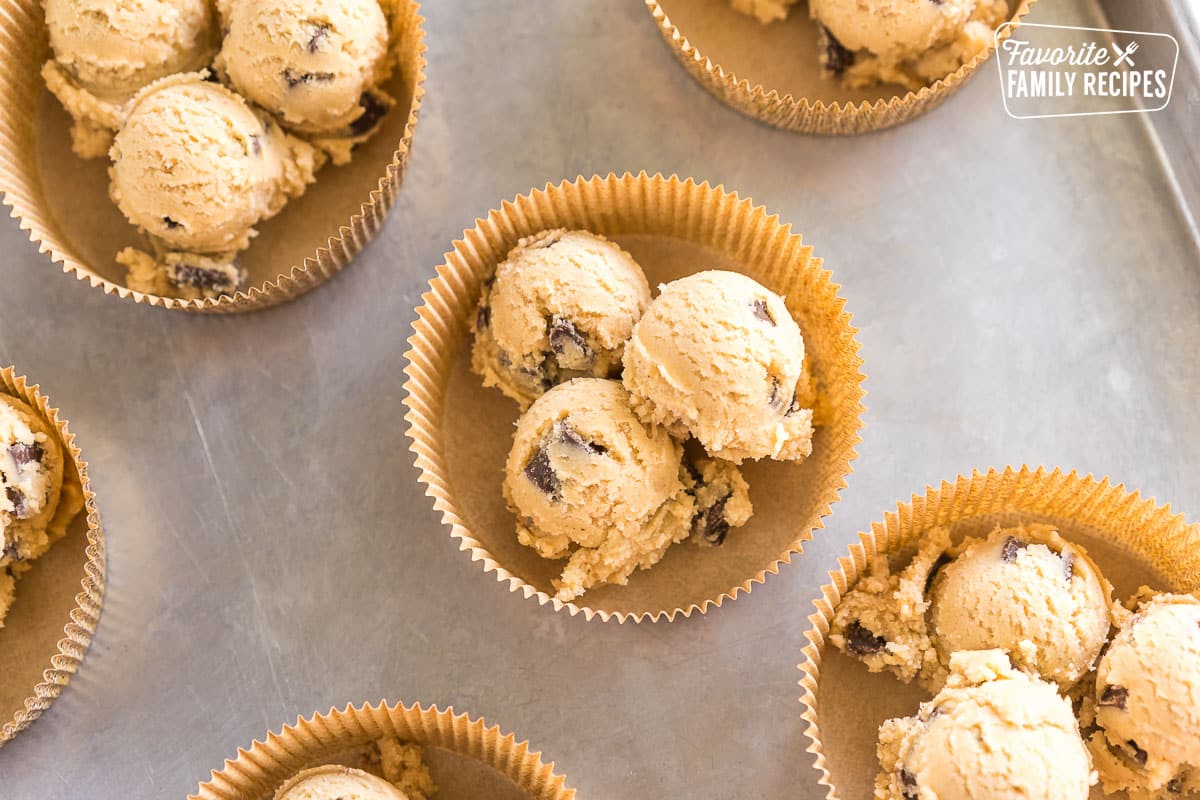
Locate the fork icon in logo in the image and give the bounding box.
[1112,41,1139,66]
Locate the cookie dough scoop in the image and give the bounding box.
[929,524,1114,690]
[109,73,322,299]
[875,650,1096,800]
[274,766,409,800]
[504,378,750,602]
[41,0,218,158]
[216,0,394,164]
[623,270,813,464]
[1089,592,1200,796]
[472,229,651,410]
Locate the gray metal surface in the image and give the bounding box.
[0,0,1197,797]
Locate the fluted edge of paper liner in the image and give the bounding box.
[0,0,426,313]
[0,366,105,746]
[796,465,1200,800]
[645,0,1037,135]
[189,701,576,800]
[401,171,866,623]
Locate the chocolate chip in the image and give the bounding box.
[930,0,944,4]
[751,298,776,325]
[548,318,592,368]
[1167,777,1184,794]
[475,303,490,330]
[8,442,43,468]
[1,541,19,562]
[162,216,182,230]
[1061,552,1075,581]
[283,68,335,88]
[556,423,606,455]
[696,494,732,545]
[249,135,262,157]
[1128,741,1148,766]
[683,458,703,484]
[306,22,331,53]
[1000,536,1027,563]
[786,390,803,416]
[171,262,236,292]
[348,90,389,137]
[899,768,919,800]
[1099,685,1128,710]
[820,25,855,77]
[768,376,785,410]
[924,552,952,594]
[523,447,559,499]
[5,487,28,518]
[844,621,887,656]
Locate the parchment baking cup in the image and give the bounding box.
[403,172,865,623]
[797,465,1200,800]
[0,366,104,746]
[0,0,426,313]
[190,701,575,800]
[646,0,1036,134]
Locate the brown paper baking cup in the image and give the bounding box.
[0,0,426,313]
[646,0,1036,134]
[190,701,575,800]
[0,366,104,746]
[797,465,1200,800]
[403,172,865,622]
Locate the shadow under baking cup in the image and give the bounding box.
[0,0,426,313]
[190,701,575,800]
[797,465,1200,800]
[646,0,1037,134]
[0,366,104,746]
[403,172,866,623]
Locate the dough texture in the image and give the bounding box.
[0,394,83,627]
[728,0,801,23]
[1087,592,1200,798]
[504,378,751,601]
[929,524,1114,690]
[472,229,651,410]
[274,766,409,800]
[831,524,1114,692]
[109,73,322,297]
[216,0,393,164]
[875,649,1096,800]
[41,0,217,157]
[623,270,813,464]
[811,0,1008,89]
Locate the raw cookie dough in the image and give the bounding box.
[0,394,83,627]
[728,0,801,23]
[274,767,409,800]
[929,524,1114,690]
[623,270,813,464]
[109,73,322,298]
[1087,592,1200,798]
[811,0,1008,89]
[216,0,394,165]
[829,526,949,685]
[504,378,751,602]
[472,229,651,410]
[876,649,1096,800]
[41,0,218,158]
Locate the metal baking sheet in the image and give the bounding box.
[1,0,1197,797]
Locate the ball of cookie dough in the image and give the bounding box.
[505,379,750,602]
[274,766,408,800]
[623,270,813,464]
[109,74,321,254]
[44,0,217,99]
[217,0,390,140]
[472,229,651,410]
[876,650,1095,800]
[929,525,1113,690]
[1091,593,1200,795]
[1,394,68,570]
[810,0,973,64]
